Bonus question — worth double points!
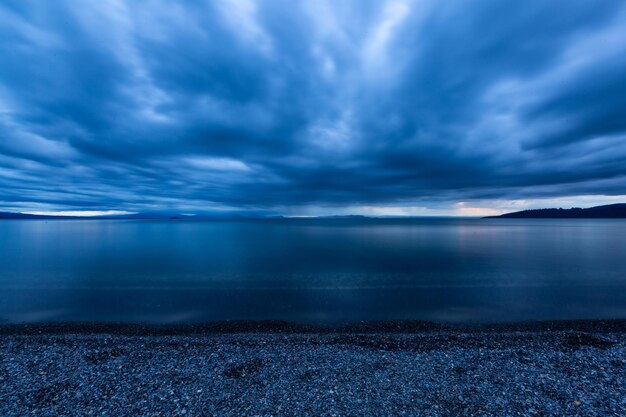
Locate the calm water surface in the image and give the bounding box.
[1,218,625,324]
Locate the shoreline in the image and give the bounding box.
[1,318,625,336]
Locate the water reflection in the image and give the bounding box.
[0,218,625,323]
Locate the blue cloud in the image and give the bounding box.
[0,0,625,213]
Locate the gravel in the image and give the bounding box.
[0,321,624,416]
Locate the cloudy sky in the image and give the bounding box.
[1,0,626,216]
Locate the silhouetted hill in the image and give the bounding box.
[484,203,626,218]
[0,212,84,219]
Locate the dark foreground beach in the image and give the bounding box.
[1,321,624,416]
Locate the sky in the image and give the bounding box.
[1,0,626,217]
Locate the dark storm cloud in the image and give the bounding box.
[1,0,625,213]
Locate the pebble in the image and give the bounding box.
[0,324,624,416]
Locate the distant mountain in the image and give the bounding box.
[316,215,369,219]
[0,212,66,219]
[0,211,140,220]
[484,203,626,218]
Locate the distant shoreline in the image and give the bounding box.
[484,203,626,218]
[1,319,624,336]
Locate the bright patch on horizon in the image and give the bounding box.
[22,211,136,217]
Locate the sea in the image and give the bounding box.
[1,218,625,324]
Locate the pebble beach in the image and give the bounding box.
[1,320,624,416]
